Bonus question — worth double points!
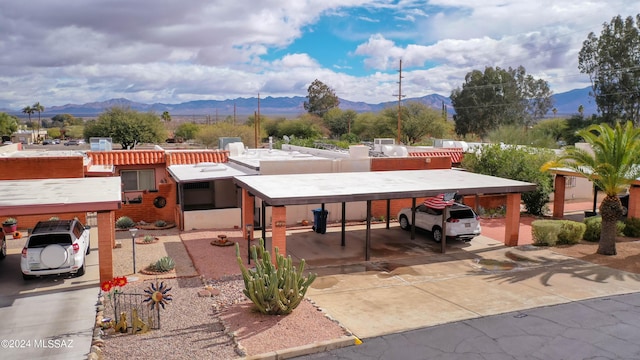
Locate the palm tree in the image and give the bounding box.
[32,102,45,142]
[22,105,34,127]
[161,111,171,123]
[545,121,640,255]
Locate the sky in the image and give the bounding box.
[0,1,633,110]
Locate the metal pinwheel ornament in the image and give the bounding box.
[143,281,173,310]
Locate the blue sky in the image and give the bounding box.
[0,1,633,110]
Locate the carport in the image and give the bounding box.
[550,168,640,219]
[0,177,122,283]
[233,169,537,260]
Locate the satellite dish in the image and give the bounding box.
[283,135,290,144]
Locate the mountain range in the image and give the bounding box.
[6,87,597,118]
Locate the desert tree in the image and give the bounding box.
[579,14,640,125]
[303,79,340,117]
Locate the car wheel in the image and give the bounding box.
[76,261,85,277]
[86,240,91,255]
[432,226,443,243]
[0,236,6,260]
[399,215,410,230]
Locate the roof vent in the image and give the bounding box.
[200,165,227,172]
[194,162,219,168]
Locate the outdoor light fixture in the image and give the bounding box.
[246,224,253,265]
[129,228,138,274]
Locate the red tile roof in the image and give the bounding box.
[87,149,229,166]
[409,148,464,164]
[89,150,165,165]
[166,151,228,165]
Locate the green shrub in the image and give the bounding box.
[236,238,316,315]
[116,216,135,229]
[153,256,175,272]
[623,217,640,237]
[154,220,167,227]
[531,220,560,246]
[557,221,586,245]
[532,219,586,246]
[583,216,625,242]
[462,144,555,216]
[143,235,156,243]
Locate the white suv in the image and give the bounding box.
[397,202,481,242]
[21,219,91,280]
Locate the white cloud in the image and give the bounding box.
[0,0,634,108]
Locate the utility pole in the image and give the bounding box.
[254,111,258,148]
[257,93,261,148]
[233,102,237,124]
[392,59,406,144]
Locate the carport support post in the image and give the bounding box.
[629,186,640,219]
[97,211,116,283]
[242,188,255,247]
[365,200,371,261]
[441,207,447,254]
[410,198,416,240]
[385,199,391,229]
[341,202,346,247]
[552,174,566,219]
[271,206,287,259]
[505,193,521,246]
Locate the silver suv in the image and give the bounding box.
[398,202,481,242]
[21,219,91,280]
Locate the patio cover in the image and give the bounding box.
[233,169,537,206]
[233,169,537,259]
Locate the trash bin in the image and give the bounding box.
[311,208,328,234]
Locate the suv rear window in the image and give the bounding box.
[28,234,72,248]
[450,209,476,219]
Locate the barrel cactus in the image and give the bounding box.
[236,238,316,315]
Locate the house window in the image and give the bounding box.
[121,170,156,191]
[565,176,576,188]
[182,179,238,211]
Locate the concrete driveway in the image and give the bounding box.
[0,228,99,359]
[283,224,640,339]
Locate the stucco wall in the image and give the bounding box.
[183,208,241,230]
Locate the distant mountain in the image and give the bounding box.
[550,87,597,116]
[13,87,596,118]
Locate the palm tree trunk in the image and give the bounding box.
[597,195,621,255]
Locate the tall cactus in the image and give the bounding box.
[236,238,317,315]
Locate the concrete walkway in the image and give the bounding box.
[302,235,640,339]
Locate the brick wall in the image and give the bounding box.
[10,213,88,232]
[114,182,176,224]
[462,194,507,211]
[0,157,84,180]
[370,156,451,171]
[370,156,452,218]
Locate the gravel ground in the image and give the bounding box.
[100,228,349,359]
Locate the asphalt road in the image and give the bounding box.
[0,231,100,359]
[297,292,640,360]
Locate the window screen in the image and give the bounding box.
[121,170,155,191]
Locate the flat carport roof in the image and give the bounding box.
[0,177,122,215]
[234,169,537,206]
[0,177,122,283]
[233,169,537,259]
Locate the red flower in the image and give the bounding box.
[113,276,128,288]
[101,280,114,293]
